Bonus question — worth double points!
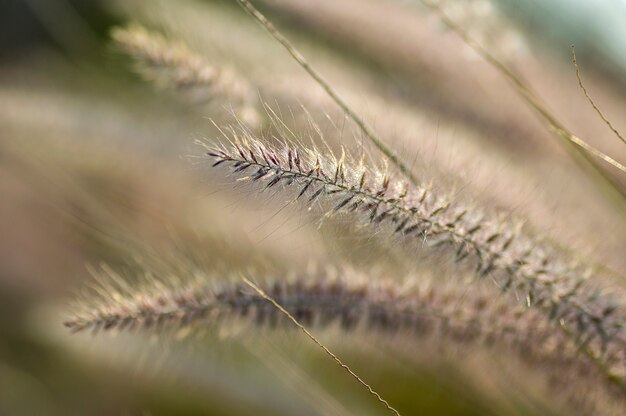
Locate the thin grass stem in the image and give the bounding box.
[571,46,626,146]
[235,0,419,187]
[242,276,402,416]
[417,0,626,210]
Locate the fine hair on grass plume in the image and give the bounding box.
[64,263,622,413]
[202,121,626,390]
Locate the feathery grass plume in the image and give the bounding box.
[111,23,260,127]
[202,129,626,387]
[63,265,623,412]
[61,266,586,375]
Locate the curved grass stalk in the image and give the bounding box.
[417,0,626,210]
[571,46,626,146]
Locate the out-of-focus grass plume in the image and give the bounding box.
[2,0,626,415]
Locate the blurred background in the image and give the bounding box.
[2,0,626,415]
